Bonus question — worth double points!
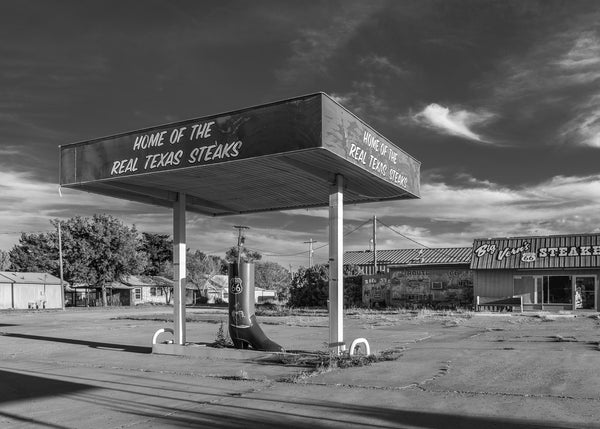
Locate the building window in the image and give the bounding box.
[543,276,571,304]
[135,288,141,300]
[514,275,574,305]
[150,287,156,296]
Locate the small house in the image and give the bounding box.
[0,271,64,309]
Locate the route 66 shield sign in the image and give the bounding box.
[229,277,243,294]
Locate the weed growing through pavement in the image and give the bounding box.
[277,347,404,383]
[211,320,234,348]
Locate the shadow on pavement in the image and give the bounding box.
[0,369,92,429]
[97,393,587,429]
[0,369,92,404]
[0,367,590,429]
[2,332,151,354]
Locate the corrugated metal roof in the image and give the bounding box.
[0,271,63,284]
[344,247,472,266]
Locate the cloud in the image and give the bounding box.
[287,172,600,250]
[274,2,386,87]
[489,26,600,148]
[559,94,600,148]
[359,54,408,77]
[554,32,600,85]
[330,81,391,120]
[3,167,600,270]
[411,103,496,143]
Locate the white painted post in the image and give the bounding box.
[329,174,345,355]
[173,193,187,345]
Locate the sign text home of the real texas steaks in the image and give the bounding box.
[109,119,242,176]
[346,130,409,188]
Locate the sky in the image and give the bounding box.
[1,0,599,270]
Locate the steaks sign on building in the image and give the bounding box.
[470,234,600,311]
[471,234,600,270]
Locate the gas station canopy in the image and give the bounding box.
[60,93,420,214]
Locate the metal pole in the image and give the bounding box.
[234,225,249,266]
[304,239,317,267]
[173,193,186,345]
[58,221,65,310]
[372,215,377,274]
[328,174,345,355]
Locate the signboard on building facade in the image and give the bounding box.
[470,234,600,270]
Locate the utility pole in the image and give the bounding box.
[372,215,378,274]
[233,225,249,266]
[304,239,317,267]
[58,221,65,310]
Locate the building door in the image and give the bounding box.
[573,276,596,310]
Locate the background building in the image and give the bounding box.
[347,247,473,308]
[471,233,599,311]
[0,272,63,309]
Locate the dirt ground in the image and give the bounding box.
[1,306,599,428]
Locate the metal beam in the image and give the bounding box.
[173,193,187,345]
[328,174,345,355]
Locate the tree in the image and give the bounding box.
[0,250,10,270]
[187,250,224,302]
[288,264,329,308]
[254,261,290,303]
[225,246,262,264]
[54,215,146,306]
[9,232,57,273]
[139,232,172,276]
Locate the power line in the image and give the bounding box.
[376,218,465,261]
[258,218,372,258]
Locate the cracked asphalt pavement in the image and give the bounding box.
[1,307,599,428]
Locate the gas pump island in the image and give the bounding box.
[59,93,421,355]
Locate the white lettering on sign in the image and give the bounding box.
[110,158,139,175]
[109,119,245,177]
[345,130,408,189]
[188,140,242,164]
[474,243,497,257]
[144,150,183,170]
[349,143,367,164]
[474,242,530,261]
[476,241,600,261]
[389,169,408,187]
[133,131,167,150]
[189,121,214,141]
[132,121,215,152]
[537,245,600,258]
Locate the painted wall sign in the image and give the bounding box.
[471,234,600,270]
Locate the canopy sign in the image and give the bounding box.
[60,93,420,215]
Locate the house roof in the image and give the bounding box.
[0,271,64,285]
[197,275,228,291]
[344,247,473,267]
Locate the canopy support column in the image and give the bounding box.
[173,192,187,345]
[328,174,345,355]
